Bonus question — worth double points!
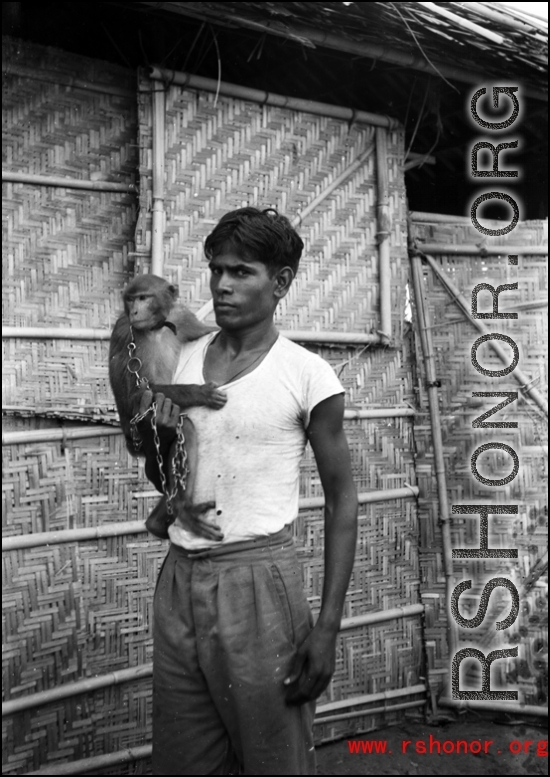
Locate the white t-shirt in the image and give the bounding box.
[168,332,344,549]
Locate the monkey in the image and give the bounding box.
[109,274,227,539]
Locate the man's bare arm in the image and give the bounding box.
[284,393,358,704]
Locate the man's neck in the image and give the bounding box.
[214,320,279,357]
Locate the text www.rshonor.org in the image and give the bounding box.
[347,736,548,756]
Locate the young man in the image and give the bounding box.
[139,208,358,775]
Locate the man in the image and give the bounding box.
[139,207,358,775]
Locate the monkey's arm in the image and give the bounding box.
[150,382,227,410]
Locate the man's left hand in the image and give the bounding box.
[283,624,337,705]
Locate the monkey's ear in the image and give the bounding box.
[168,284,179,299]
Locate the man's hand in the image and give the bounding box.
[283,623,337,705]
[173,498,224,542]
[137,389,180,445]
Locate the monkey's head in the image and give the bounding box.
[123,275,178,331]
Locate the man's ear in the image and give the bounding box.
[274,267,294,299]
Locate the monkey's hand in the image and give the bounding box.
[200,382,228,410]
[173,499,224,541]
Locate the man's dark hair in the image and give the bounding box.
[204,207,304,276]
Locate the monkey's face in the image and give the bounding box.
[125,294,162,330]
[209,252,291,331]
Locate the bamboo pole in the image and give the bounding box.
[375,127,392,343]
[292,139,375,225]
[2,327,111,339]
[1,408,416,445]
[145,18,547,102]
[315,699,425,726]
[2,170,135,193]
[421,251,548,415]
[409,251,457,658]
[2,427,121,445]
[339,603,425,631]
[149,67,401,129]
[151,85,165,276]
[3,63,134,97]
[24,746,152,776]
[2,666,153,716]
[2,487,419,551]
[439,697,548,717]
[411,211,518,225]
[3,607,424,716]
[1,326,382,344]
[418,243,548,256]
[317,684,427,714]
[20,689,428,774]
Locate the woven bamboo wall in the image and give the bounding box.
[3,38,420,774]
[410,217,548,706]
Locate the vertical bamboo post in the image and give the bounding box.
[151,84,165,276]
[409,251,457,658]
[375,128,392,344]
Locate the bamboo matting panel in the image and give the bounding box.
[411,217,548,706]
[136,75,408,341]
[3,47,421,772]
[2,38,137,417]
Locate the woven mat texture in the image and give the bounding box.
[411,218,548,709]
[2,41,419,772]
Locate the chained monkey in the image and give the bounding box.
[109,274,227,538]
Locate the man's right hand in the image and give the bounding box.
[173,499,224,542]
[138,389,181,446]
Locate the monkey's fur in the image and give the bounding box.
[109,275,226,538]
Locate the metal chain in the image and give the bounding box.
[126,330,188,516]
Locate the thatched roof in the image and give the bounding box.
[139,2,548,100]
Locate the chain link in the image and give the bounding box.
[126,329,188,517]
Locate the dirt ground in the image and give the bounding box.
[315,712,548,775]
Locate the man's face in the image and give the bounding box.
[208,252,281,331]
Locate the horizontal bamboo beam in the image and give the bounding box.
[2,666,153,716]
[2,327,382,344]
[149,66,401,129]
[2,170,136,193]
[317,684,427,715]
[411,211,520,226]
[1,408,416,445]
[339,603,425,631]
[2,487,419,550]
[314,698,424,726]
[439,697,548,718]
[418,242,547,256]
[25,746,152,776]
[3,607,424,716]
[21,689,429,774]
[2,327,112,340]
[3,63,134,97]
[143,7,547,101]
